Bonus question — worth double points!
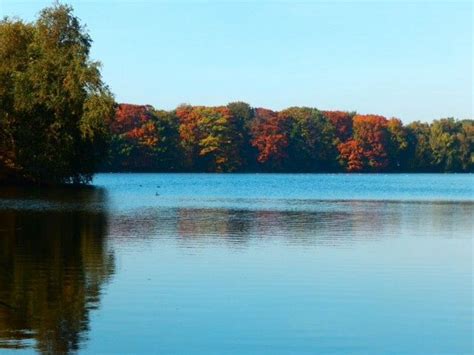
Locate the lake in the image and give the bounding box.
[0,174,472,354]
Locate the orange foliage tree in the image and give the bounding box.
[338,115,390,172]
[176,105,242,172]
[337,139,364,172]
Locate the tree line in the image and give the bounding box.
[105,103,473,173]
[0,4,472,185]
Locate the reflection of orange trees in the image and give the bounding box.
[175,208,367,247]
[0,209,114,353]
[173,204,467,247]
[177,209,251,244]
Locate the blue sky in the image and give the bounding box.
[1,0,472,122]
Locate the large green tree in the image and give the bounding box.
[281,107,337,172]
[0,4,114,184]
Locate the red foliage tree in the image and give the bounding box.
[323,111,353,143]
[250,108,289,169]
[354,114,389,171]
[109,104,160,169]
[112,104,156,135]
[111,104,159,149]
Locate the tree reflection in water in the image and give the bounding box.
[0,187,114,354]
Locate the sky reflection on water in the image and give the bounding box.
[0,174,472,354]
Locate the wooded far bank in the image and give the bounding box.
[0,4,472,185]
[105,103,473,175]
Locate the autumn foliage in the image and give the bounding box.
[323,111,354,143]
[104,104,473,173]
[176,105,242,171]
[107,104,180,171]
[250,108,289,169]
[337,115,390,172]
[338,140,364,172]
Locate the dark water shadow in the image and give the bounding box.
[0,185,108,212]
[0,187,114,354]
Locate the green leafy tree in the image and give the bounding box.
[459,120,474,172]
[226,102,257,170]
[0,4,114,184]
[280,107,337,171]
[406,121,433,171]
[430,118,471,172]
[153,109,183,171]
[387,118,411,171]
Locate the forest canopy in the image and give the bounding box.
[106,103,473,174]
[0,4,472,185]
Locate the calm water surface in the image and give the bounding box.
[0,174,472,354]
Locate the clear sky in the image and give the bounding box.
[1,0,472,122]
